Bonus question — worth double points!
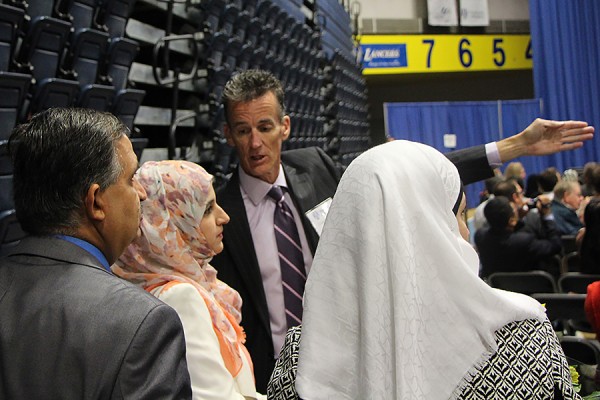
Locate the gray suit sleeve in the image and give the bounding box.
[115,303,192,399]
[445,145,495,185]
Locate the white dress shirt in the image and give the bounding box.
[238,165,313,357]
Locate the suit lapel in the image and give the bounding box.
[283,163,320,253]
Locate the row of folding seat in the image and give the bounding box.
[285,136,328,151]
[286,88,323,116]
[0,2,145,142]
[3,0,136,38]
[323,101,369,121]
[288,112,326,138]
[192,0,327,152]
[317,0,355,58]
[337,136,370,153]
[0,0,149,251]
[320,46,371,165]
[0,142,27,255]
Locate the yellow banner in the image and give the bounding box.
[359,34,532,74]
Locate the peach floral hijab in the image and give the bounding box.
[112,160,246,376]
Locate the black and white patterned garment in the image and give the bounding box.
[267,320,581,400]
[456,318,580,400]
[268,326,302,400]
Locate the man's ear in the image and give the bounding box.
[223,124,235,147]
[85,183,106,222]
[281,115,291,141]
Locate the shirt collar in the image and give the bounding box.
[54,235,111,272]
[239,164,288,206]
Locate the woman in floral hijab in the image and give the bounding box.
[113,160,265,400]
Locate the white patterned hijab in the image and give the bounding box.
[296,140,545,400]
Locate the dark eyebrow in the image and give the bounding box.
[204,199,215,212]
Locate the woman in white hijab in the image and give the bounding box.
[273,140,579,399]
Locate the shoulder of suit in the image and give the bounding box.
[282,146,321,160]
[53,264,171,312]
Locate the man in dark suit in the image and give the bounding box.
[211,69,595,391]
[0,108,191,399]
[475,196,562,279]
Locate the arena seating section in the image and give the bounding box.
[0,0,371,250]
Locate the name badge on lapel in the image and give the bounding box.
[305,197,332,236]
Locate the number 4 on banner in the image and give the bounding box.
[525,39,533,59]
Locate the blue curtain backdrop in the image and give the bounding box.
[529,0,600,170]
[385,99,542,208]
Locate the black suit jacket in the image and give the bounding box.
[212,144,493,391]
[474,220,562,278]
[212,147,340,391]
[0,236,192,399]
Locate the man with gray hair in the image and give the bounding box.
[551,179,585,235]
[0,108,191,399]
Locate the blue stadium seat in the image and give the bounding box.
[77,84,115,111]
[200,0,225,37]
[25,0,56,21]
[207,31,228,70]
[0,71,31,142]
[111,88,145,130]
[0,142,12,175]
[103,37,138,91]
[0,4,25,72]
[17,16,72,82]
[62,0,98,32]
[241,0,258,15]
[222,37,242,70]
[220,4,239,36]
[96,0,136,38]
[232,10,250,42]
[0,209,28,256]
[67,28,110,87]
[235,43,254,71]
[208,67,231,110]
[0,174,14,210]
[29,78,79,114]
[245,17,262,47]
[130,136,149,161]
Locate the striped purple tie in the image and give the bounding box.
[268,185,306,328]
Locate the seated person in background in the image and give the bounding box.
[579,197,600,274]
[589,163,600,197]
[475,196,562,279]
[472,175,503,231]
[525,173,542,199]
[551,180,585,235]
[474,179,553,248]
[581,162,597,197]
[113,160,266,400]
[563,168,580,182]
[504,161,526,190]
[538,167,560,200]
[478,173,502,204]
[289,140,578,400]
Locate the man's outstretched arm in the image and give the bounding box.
[497,118,595,162]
